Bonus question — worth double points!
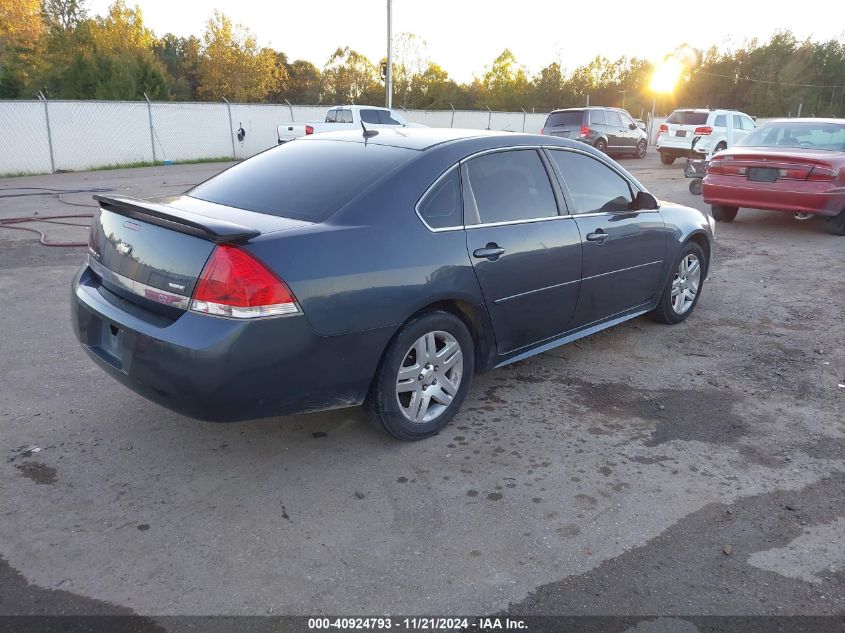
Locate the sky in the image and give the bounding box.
[86,0,845,83]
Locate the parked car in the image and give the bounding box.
[72,128,714,440]
[277,105,425,144]
[657,108,756,164]
[703,118,845,235]
[540,107,649,158]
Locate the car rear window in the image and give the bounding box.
[737,122,845,151]
[545,111,583,128]
[189,139,414,221]
[666,110,709,125]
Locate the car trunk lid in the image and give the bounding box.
[89,195,311,313]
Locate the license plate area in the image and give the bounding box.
[95,318,124,369]
[748,167,778,182]
[675,130,687,137]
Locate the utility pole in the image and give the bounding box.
[385,0,393,109]
[619,90,627,110]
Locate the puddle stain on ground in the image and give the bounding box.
[15,461,57,485]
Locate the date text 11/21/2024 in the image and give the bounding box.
[306,617,528,630]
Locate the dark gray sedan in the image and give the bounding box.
[71,129,714,440]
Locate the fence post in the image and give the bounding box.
[38,92,56,174]
[222,97,236,159]
[486,106,492,130]
[449,103,455,128]
[143,93,157,163]
[285,98,294,122]
[521,107,527,132]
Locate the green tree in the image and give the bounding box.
[196,11,280,102]
[286,59,322,104]
[0,0,43,96]
[321,46,378,104]
[479,49,530,111]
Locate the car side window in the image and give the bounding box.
[714,114,726,127]
[589,110,606,126]
[360,109,381,124]
[742,115,756,130]
[325,109,337,123]
[733,114,744,130]
[465,150,559,225]
[340,109,353,123]
[604,110,622,127]
[378,110,403,125]
[620,113,634,128]
[548,150,634,214]
[418,168,462,229]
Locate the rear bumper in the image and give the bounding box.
[71,264,392,422]
[702,176,845,217]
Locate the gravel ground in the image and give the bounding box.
[0,152,842,627]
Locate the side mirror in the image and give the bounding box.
[629,122,637,130]
[635,191,659,210]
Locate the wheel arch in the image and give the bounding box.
[404,298,497,373]
[685,230,711,277]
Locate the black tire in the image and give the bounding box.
[689,179,703,195]
[660,153,675,165]
[634,139,647,159]
[595,139,607,153]
[364,310,474,441]
[711,204,739,222]
[649,241,707,325]
[827,209,845,236]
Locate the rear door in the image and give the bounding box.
[603,110,628,151]
[546,149,666,326]
[462,148,582,354]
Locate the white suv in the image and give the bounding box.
[657,108,756,164]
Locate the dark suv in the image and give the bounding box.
[541,107,648,158]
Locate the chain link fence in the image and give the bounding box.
[0,99,553,176]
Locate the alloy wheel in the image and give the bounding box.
[395,331,463,423]
[671,254,701,315]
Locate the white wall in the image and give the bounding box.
[5,100,777,176]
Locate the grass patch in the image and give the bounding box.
[1,156,235,179]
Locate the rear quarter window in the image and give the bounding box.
[418,168,462,229]
[189,140,414,222]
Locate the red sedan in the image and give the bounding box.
[702,119,845,235]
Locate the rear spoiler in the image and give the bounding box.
[93,195,261,243]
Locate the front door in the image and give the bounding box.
[545,148,667,327]
[462,149,582,354]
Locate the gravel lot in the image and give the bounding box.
[0,151,842,624]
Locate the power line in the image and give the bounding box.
[696,71,845,89]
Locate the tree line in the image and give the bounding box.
[2,0,844,117]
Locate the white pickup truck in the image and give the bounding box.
[277,105,426,144]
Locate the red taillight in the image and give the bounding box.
[580,125,589,138]
[305,125,314,135]
[659,124,668,133]
[191,244,298,318]
[539,128,545,135]
[807,166,837,181]
[694,126,713,136]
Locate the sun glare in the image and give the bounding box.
[650,59,683,94]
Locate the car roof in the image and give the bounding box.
[762,117,845,124]
[300,128,535,151]
[548,106,626,112]
[327,104,389,111]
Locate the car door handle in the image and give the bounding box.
[586,230,609,243]
[473,244,505,261]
